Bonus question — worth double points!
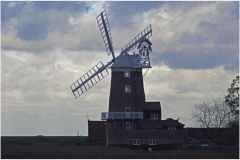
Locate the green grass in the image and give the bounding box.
[1,136,239,159]
[1,136,88,146]
[1,146,239,159]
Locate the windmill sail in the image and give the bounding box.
[96,10,115,59]
[121,24,152,55]
[70,61,112,99]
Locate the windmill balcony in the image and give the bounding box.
[101,112,143,120]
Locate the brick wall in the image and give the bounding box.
[157,139,184,144]
[88,120,106,141]
[108,69,146,112]
[123,139,184,145]
[107,120,140,130]
[107,129,188,143]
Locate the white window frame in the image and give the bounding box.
[125,85,131,92]
[125,122,131,130]
[124,71,130,77]
[125,107,130,112]
[168,126,176,130]
[148,139,156,145]
[133,139,141,145]
[150,113,158,120]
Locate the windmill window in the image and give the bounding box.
[125,85,131,92]
[125,122,131,130]
[125,71,130,77]
[133,139,141,145]
[143,51,145,56]
[125,107,130,112]
[168,126,176,130]
[150,113,158,120]
[148,139,156,145]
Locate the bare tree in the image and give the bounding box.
[191,97,231,128]
[191,100,214,128]
[212,97,231,128]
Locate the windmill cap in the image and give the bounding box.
[110,54,152,68]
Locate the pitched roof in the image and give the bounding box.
[143,102,161,110]
[139,118,185,129]
[161,118,185,126]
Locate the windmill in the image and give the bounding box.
[70,10,152,99]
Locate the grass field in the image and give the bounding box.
[1,136,239,159]
[2,146,239,159]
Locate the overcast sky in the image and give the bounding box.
[1,1,239,136]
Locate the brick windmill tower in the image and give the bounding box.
[70,10,186,147]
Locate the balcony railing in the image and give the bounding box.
[101,112,143,120]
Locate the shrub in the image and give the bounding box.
[5,139,16,145]
[58,140,70,146]
[16,140,32,146]
[1,140,8,146]
[221,130,238,145]
[75,142,81,146]
[1,146,239,159]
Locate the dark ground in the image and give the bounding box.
[1,136,239,159]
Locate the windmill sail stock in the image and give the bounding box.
[70,10,116,99]
[70,10,153,99]
[121,24,152,55]
[96,10,115,59]
[70,61,112,99]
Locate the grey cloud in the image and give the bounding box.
[152,50,238,70]
[1,105,91,136]
[224,59,239,70]
[66,51,98,66]
[2,1,239,58]
[1,109,42,136]
[108,1,165,28]
[17,17,49,41]
[197,20,239,46]
[230,2,239,19]
[214,24,239,45]
[2,54,57,93]
[1,53,23,73]
[15,8,76,42]
[1,52,109,102]
[165,1,216,13]
[33,1,89,15]
[177,31,210,44]
[1,1,91,51]
[1,52,110,136]
[1,2,27,23]
[147,1,239,71]
[1,1,89,23]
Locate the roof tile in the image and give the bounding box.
[111,54,139,68]
[143,102,161,110]
[162,118,185,126]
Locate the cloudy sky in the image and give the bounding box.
[1,1,239,136]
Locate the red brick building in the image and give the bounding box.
[88,52,187,147]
